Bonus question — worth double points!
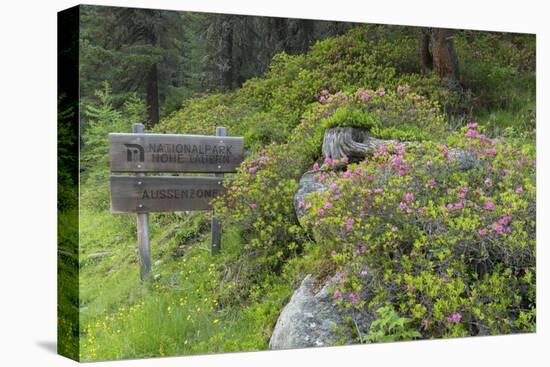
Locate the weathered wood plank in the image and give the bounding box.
[132,123,151,280]
[110,175,227,213]
[109,133,244,173]
[211,127,226,255]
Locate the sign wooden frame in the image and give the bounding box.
[109,124,241,280]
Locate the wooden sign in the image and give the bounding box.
[109,133,244,173]
[109,124,242,280]
[110,176,226,213]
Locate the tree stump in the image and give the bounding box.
[321,127,477,171]
[322,127,388,161]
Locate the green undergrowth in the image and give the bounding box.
[78,209,310,360]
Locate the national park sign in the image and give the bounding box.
[109,132,244,173]
[109,124,244,280]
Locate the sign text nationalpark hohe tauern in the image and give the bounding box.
[109,133,244,173]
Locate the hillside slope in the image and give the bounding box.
[77,24,536,360]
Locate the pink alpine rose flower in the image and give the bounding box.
[446,312,462,323]
[465,129,478,138]
[493,223,505,234]
[348,293,359,305]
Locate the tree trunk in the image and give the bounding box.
[289,19,315,54]
[431,28,460,85]
[420,29,433,71]
[221,19,234,90]
[146,63,160,126]
[274,18,288,52]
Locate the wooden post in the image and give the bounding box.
[133,123,151,280]
[211,126,226,255]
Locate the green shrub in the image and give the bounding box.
[321,107,378,130]
[318,86,447,141]
[212,143,310,302]
[156,24,458,153]
[303,122,535,339]
[153,25,535,157]
[364,306,422,343]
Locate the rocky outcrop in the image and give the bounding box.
[269,275,372,349]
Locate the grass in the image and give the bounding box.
[78,208,294,361]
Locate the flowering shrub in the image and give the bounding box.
[303,123,535,339]
[212,142,312,301]
[210,82,455,305]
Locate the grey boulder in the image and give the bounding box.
[270,275,365,349]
